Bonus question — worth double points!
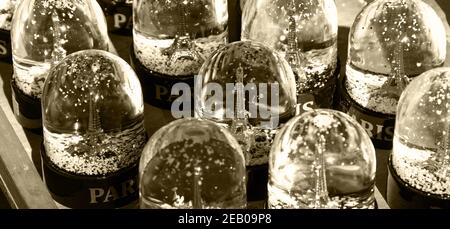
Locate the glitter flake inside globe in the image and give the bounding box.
[345,0,446,115]
[139,118,247,209]
[268,109,377,209]
[393,67,450,199]
[42,50,147,176]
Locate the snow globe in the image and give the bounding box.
[268,109,377,209]
[139,118,246,209]
[194,41,297,207]
[242,0,338,112]
[11,0,113,129]
[338,0,446,149]
[388,67,450,209]
[131,0,228,107]
[41,50,147,208]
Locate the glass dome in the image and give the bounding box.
[11,0,112,98]
[345,0,446,115]
[268,109,377,209]
[241,0,338,94]
[0,0,17,31]
[393,67,450,198]
[133,0,228,76]
[194,41,297,166]
[42,50,147,176]
[139,118,246,209]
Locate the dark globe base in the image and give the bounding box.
[246,164,268,209]
[10,79,42,131]
[97,0,133,35]
[40,143,140,209]
[0,29,11,63]
[296,61,340,115]
[387,155,450,209]
[129,45,195,110]
[335,76,395,150]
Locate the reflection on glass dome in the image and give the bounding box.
[346,0,446,115]
[268,109,377,209]
[0,0,17,31]
[393,68,450,198]
[242,0,338,93]
[133,0,228,76]
[11,0,111,98]
[42,50,146,176]
[139,118,246,209]
[195,41,297,166]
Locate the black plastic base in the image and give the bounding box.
[335,77,395,149]
[11,79,43,131]
[130,45,195,110]
[98,0,132,35]
[0,29,11,63]
[296,62,340,115]
[387,155,450,209]
[41,144,139,209]
[246,164,268,209]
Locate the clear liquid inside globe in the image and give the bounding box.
[133,0,228,76]
[345,0,446,114]
[11,0,111,98]
[269,109,377,209]
[241,0,338,93]
[139,118,246,209]
[42,50,146,176]
[393,67,450,198]
[194,41,297,166]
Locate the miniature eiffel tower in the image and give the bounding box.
[313,135,331,208]
[67,91,105,157]
[285,8,301,70]
[192,166,204,208]
[435,120,450,180]
[376,43,410,101]
[374,5,410,101]
[86,93,104,150]
[285,2,307,114]
[50,10,67,64]
[285,1,305,76]
[230,65,254,161]
[163,1,203,64]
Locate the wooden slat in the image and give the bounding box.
[375,187,390,209]
[0,106,56,209]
